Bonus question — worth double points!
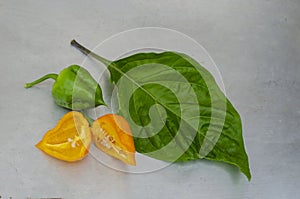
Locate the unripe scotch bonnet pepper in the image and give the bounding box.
[25,65,106,110]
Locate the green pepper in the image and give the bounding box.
[25,65,106,110]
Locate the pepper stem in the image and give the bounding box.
[24,73,58,88]
[70,40,112,66]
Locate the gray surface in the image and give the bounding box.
[0,0,300,198]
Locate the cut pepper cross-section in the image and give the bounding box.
[91,114,136,165]
[36,111,92,162]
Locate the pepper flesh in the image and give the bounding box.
[25,65,106,110]
[36,111,92,162]
[91,114,136,165]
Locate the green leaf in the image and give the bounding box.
[71,40,251,180]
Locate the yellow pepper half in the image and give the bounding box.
[91,114,136,165]
[36,111,92,162]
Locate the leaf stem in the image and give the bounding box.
[24,73,58,88]
[70,40,112,66]
[80,111,94,126]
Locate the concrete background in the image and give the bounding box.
[0,0,299,198]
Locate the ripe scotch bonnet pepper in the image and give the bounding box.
[25,65,106,110]
[36,111,92,162]
[91,114,136,165]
